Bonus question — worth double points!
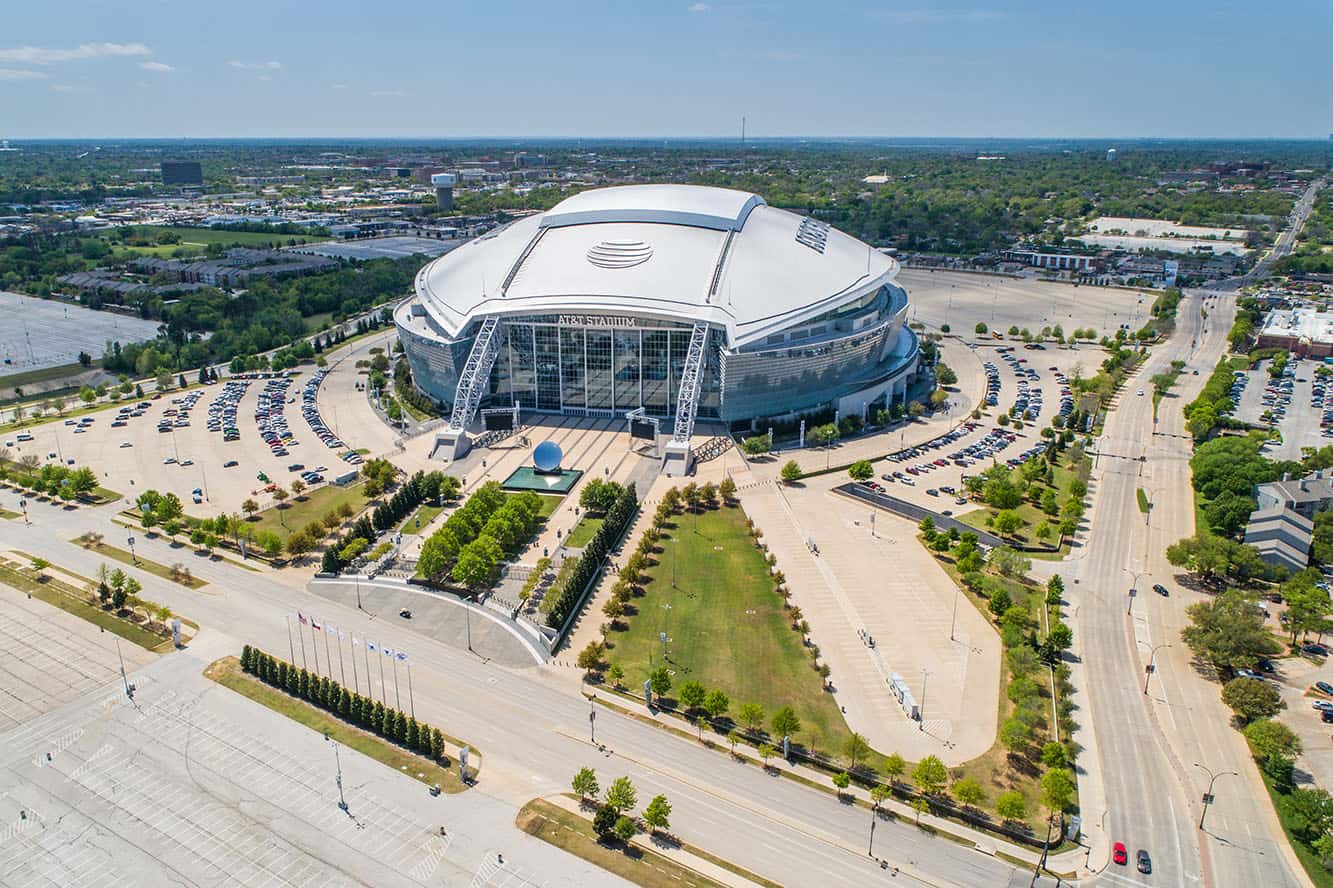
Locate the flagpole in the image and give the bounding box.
[351,639,360,694]
[392,656,401,710]
[378,650,387,703]
[298,619,307,669]
[311,623,320,674]
[365,644,374,701]
[323,629,333,682]
[336,635,347,686]
[407,662,414,719]
[286,616,296,664]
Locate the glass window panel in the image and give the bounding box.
[560,328,585,409]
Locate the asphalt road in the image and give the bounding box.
[1,500,1057,888]
[1058,292,1308,888]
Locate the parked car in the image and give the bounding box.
[1113,842,1127,866]
[1136,850,1152,874]
[1153,583,1169,596]
[1316,681,1333,696]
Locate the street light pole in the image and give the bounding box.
[328,735,349,812]
[661,603,672,661]
[1194,762,1238,830]
[919,668,929,730]
[589,696,597,745]
[1127,569,1143,615]
[950,584,960,642]
[1144,642,1170,695]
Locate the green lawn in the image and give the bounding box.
[250,482,370,542]
[516,799,729,888]
[205,656,470,793]
[958,453,1089,553]
[533,493,563,519]
[566,514,605,548]
[70,537,208,589]
[399,503,445,533]
[605,504,851,758]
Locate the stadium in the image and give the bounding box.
[395,184,920,472]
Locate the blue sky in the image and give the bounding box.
[1,1,1328,139]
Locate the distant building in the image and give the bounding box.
[1001,250,1101,272]
[1106,148,1117,162]
[1257,308,1333,357]
[161,161,203,186]
[127,248,336,288]
[431,173,456,211]
[513,152,546,168]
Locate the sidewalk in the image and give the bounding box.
[587,688,1086,879]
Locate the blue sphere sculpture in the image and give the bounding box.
[533,440,563,475]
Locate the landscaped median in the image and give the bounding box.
[516,796,772,888]
[208,647,475,793]
[0,554,192,651]
[73,531,208,589]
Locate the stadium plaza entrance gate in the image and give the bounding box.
[433,316,709,476]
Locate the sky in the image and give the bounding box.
[1,0,1329,140]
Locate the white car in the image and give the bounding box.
[120,441,132,448]
[163,457,176,464]
[1137,389,1145,396]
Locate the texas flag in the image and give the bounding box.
[311,618,322,631]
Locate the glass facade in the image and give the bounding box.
[400,299,916,425]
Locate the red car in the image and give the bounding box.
[1113,842,1128,866]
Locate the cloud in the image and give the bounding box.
[229,60,282,70]
[370,89,403,97]
[688,2,710,10]
[0,42,151,65]
[869,9,1005,25]
[139,61,174,72]
[0,68,46,81]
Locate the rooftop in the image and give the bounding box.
[1261,308,1333,346]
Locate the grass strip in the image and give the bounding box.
[0,561,172,651]
[565,514,605,548]
[71,538,208,589]
[1259,773,1333,888]
[204,656,471,794]
[516,798,731,888]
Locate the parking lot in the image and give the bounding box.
[2,335,403,518]
[1231,356,1330,460]
[855,342,1086,515]
[0,640,614,888]
[0,291,160,375]
[898,269,1152,339]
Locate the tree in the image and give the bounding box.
[649,666,672,703]
[1041,768,1076,812]
[593,804,617,838]
[1182,590,1282,671]
[993,509,1024,537]
[1284,570,1333,642]
[1244,718,1301,765]
[607,663,625,689]
[704,689,730,721]
[912,755,948,795]
[678,680,706,713]
[605,776,637,814]
[780,461,802,484]
[884,752,906,786]
[643,794,671,834]
[576,642,605,674]
[987,586,1012,618]
[1222,677,1284,723]
[758,742,775,767]
[613,815,638,844]
[1000,717,1032,755]
[832,770,851,799]
[771,706,801,741]
[996,790,1027,822]
[935,363,958,386]
[848,460,874,482]
[738,702,764,732]
[975,322,988,334]
[987,545,1030,578]
[842,732,871,771]
[1046,574,1064,604]
[1041,742,1067,769]
[572,767,599,801]
[290,478,307,499]
[953,777,985,810]
[719,476,737,503]
[29,556,49,580]
[1280,787,1333,844]
[911,797,931,825]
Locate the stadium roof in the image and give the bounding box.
[412,184,898,349]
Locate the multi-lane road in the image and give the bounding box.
[1060,177,1328,888]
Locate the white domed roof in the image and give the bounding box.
[413,184,898,348]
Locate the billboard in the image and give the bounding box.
[483,411,514,431]
[630,418,657,441]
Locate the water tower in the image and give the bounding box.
[431,173,457,210]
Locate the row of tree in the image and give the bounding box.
[546,483,639,630]
[415,483,547,589]
[0,455,99,501]
[571,768,672,846]
[240,645,448,762]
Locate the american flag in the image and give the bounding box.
[298,612,308,625]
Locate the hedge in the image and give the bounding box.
[239,644,446,761]
[546,483,638,630]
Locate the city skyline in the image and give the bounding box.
[2,0,1329,140]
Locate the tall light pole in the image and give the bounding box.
[661,603,672,661]
[1143,642,1170,695]
[1194,762,1238,830]
[327,734,348,813]
[1127,568,1144,615]
[919,668,929,730]
[950,583,960,642]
